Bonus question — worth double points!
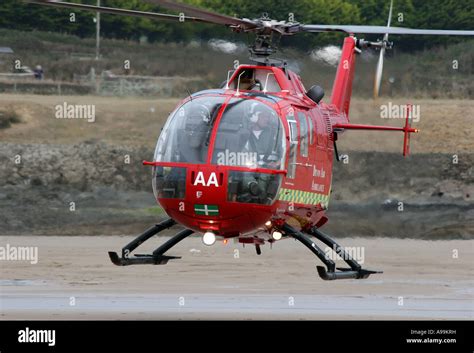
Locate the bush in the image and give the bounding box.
[0,109,21,129]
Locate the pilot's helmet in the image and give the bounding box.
[248,102,271,124]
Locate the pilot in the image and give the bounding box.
[245,104,279,168]
[178,103,211,163]
[248,78,262,91]
[239,75,262,91]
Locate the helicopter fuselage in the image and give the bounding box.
[146,61,352,244]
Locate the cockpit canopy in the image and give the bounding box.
[154,96,286,170]
[155,96,222,164]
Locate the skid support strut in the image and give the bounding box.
[108,218,194,266]
[281,223,381,280]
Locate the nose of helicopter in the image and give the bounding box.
[152,165,279,236]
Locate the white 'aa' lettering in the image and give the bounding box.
[193,172,219,187]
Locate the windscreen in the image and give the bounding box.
[211,98,286,170]
[154,96,225,164]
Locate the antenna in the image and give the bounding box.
[185,87,193,101]
[95,0,100,60]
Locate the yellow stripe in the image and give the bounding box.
[278,188,330,206]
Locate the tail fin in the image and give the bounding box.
[331,36,357,121]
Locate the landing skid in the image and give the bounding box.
[109,252,180,266]
[281,223,382,280]
[108,218,194,266]
[108,219,381,281]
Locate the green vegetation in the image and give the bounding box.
[0,108,21,129]
[0,0,473,51]
[0,27,472,98]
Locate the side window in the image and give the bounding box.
[255,70,281,92]
[297,112,308,157]
[287,114,298,179]
[307,113,314,145]
[288,120,298,143]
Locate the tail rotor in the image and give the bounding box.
[373,0,394,99]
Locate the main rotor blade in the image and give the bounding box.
[301,24,474,36]
[144,0,258,29]
[24,0,208,23]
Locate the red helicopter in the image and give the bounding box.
[29,0,474,280]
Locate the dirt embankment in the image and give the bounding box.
[1,143,472,238]
[1,95,474,154]
[327,152,473,239]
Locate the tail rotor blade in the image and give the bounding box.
[373,46,385,99]
[373,0,393,99]
[386,0,393,28]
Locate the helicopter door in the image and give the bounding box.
[295,111,312,190]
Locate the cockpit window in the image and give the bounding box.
[154,96,225,164]
[212,98,286,170]
[229,68,281,92]
[255,69,280,92]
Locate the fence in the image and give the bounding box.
[74,69,204,97]
[0,70,205,97]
